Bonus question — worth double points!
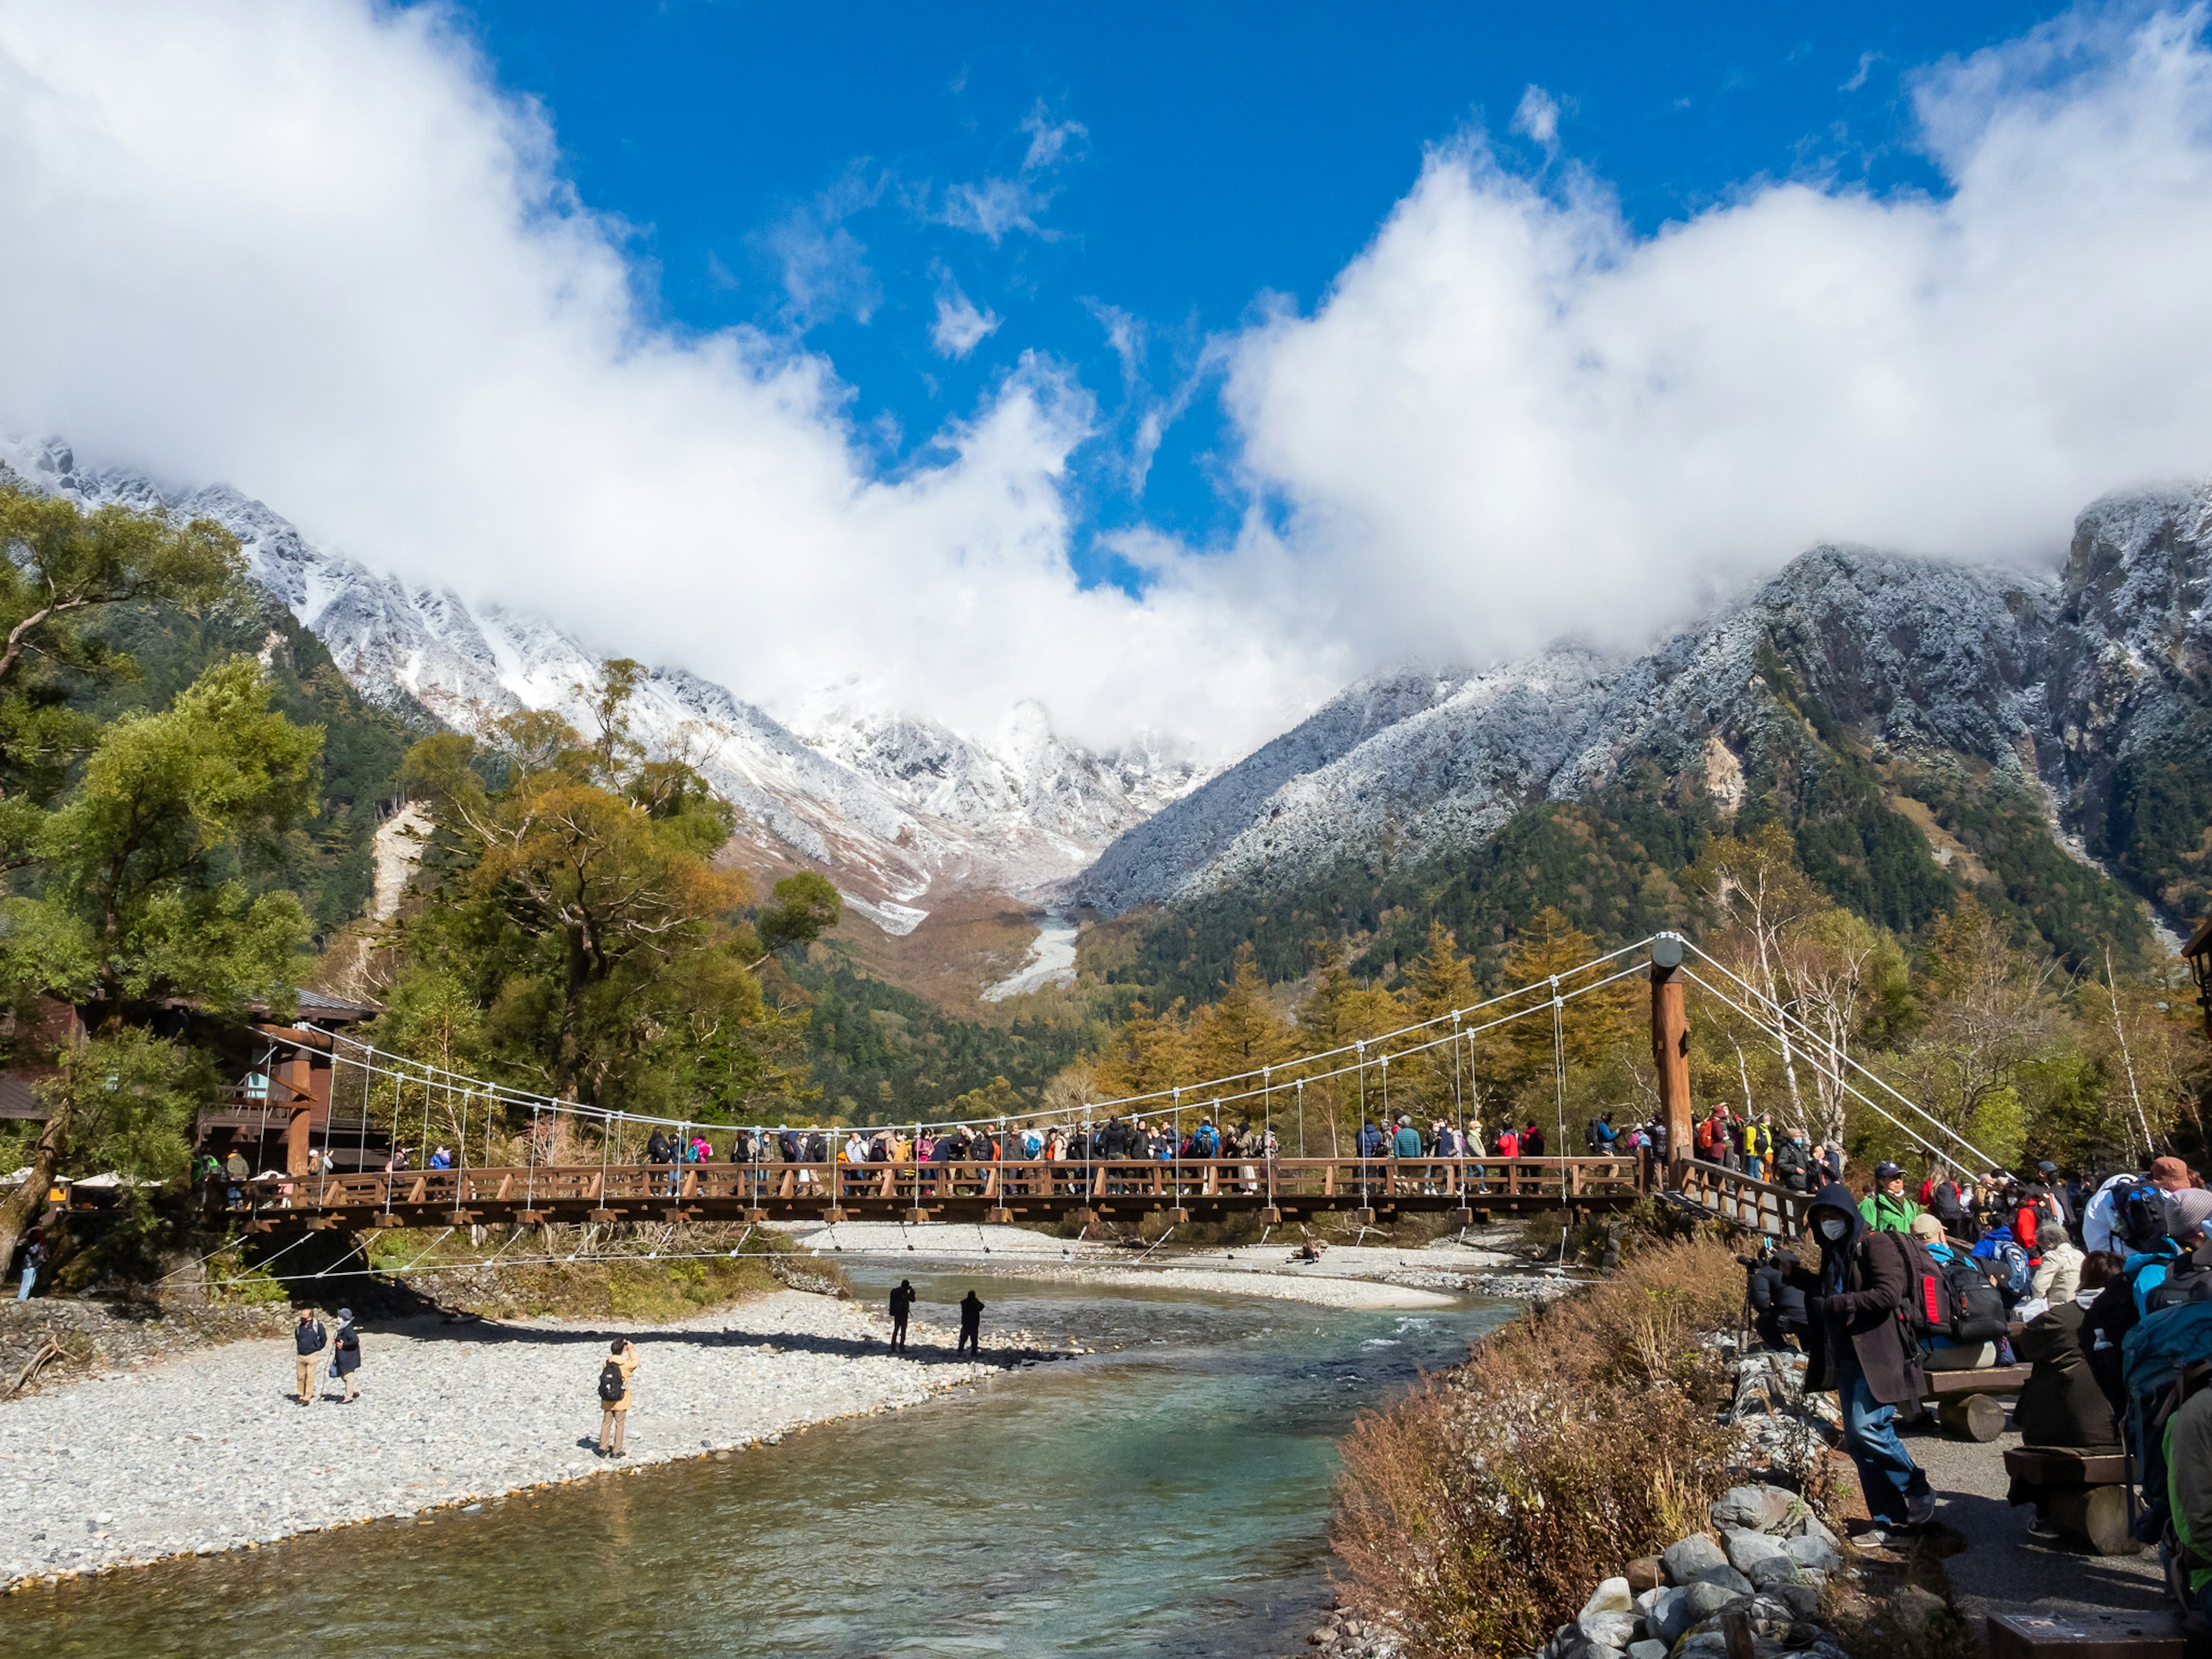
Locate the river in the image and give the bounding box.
[7,1267,1509,1657]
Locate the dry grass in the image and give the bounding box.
[1331,1238,1744,1657]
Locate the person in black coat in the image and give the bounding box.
[1745,1249,1809,1350]
[1787,1181,1934,1536]
[888,1279,915,1353]
[956,1290,984,1356]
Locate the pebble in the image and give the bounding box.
[0,1290,1015,1589]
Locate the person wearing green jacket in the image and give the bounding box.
[2166,1382,2212,1618]
[1859,1161,1923,1233]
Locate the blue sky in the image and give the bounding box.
[459,1,2068,578]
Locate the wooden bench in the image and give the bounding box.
[1988,1609,2185,1656]
[2003,1446,2138,1556]
[1924,1363,2033,1441]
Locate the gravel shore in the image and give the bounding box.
[0,1289,1033,1590]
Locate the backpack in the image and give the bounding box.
[1972,1229,2035,1299]
[2149,1244,2212,1315]
[1941,1258,2011,1343]
[1876,1232,1953,1344]
[1585,1118,1604,1150]
[2115,1176,2173,1251]
[2121,1302,2212,1543]
[597,1359,626,1404]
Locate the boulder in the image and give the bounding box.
[1645,1587,1691,1645]
[1686,1564,1756,1599]
[1710,1483,1800,1533]
[1577,1611,1638,1652]
[1787,1512,1841,1550]
[1785,1532,1842,1575]
[1578,1578,1634,1619]
[1661,1534,1730,1586]
[1775,1584,1825,1622]
[1625,1555,1663,1594]
[1683,1578,1748,1623]
[1626,1644,1668,1659]
[1725,1528,1789,1573]
[1746,1555,1806,1593]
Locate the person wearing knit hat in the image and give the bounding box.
[2169,1187,2212,1241]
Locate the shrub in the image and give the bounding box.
[1331,1239,1743,1656]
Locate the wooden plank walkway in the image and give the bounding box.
[213,1155,1651,1231]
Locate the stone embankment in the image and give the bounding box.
[0,1290,1062,1590]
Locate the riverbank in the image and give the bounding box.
[793,1219,1519,1308]
[0,1288,1045,1590]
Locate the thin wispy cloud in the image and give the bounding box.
[930,275,1001,357]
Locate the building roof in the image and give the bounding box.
[294,987,380,1024]
[2188,915,2212,961]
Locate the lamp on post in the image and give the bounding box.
[2186,916,2212,1041]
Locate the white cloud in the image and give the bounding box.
[930,279,1000,357]
[1841,50,1884,92]
[1218,6,2212,675]
[0,0,1332,756]
[940,98,1085,245]
[7,2,2212,770]
[1512,85,1560,147]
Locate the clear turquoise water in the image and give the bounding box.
[9,1267,1508,1658]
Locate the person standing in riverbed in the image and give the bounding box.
[889,1279,915,1352]
[292,1306,327,1404]
[597,1338,639,1457]
[956,1290,984,1356]
[331,1308,361,1403]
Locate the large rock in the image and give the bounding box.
[1786,1532,1843,1575]
[1787,1512,1841,1550]
[1724,1528,1789,1573]
[1645,1587,1690,1645]
[1625,1555,1662,1594]
[1578,1578,1634,1619]
[1661,1535,1730,1586]
[1747,1554,1810,1593]
[1626,1643,1668,1659]
[1577,1610,1638,1652]
[1683,1579,1749,1623]
[1711,1484,1800,1533]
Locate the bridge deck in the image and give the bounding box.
[213,1156,1650,1230]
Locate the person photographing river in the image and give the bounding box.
[889,1280,915,1352]
[957,1290,984,1356]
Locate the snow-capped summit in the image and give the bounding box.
[0,435,1213,929]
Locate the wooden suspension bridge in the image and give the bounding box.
[206,938,1856,1245]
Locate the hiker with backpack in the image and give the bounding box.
[597,1338,639,1458]
[2085,1157,2196,1256]
[330,1308,361,1403]
[1927,1164,1980,1244]
[1908,1214,2011,1371]
[1742,1248,1808,1352]
[1787,1181,1936,1541]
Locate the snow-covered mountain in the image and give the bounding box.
[1074,482,2212,926]
[0,436,1210,931]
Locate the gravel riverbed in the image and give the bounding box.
[0,1289,1036,1590]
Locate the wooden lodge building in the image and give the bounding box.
[0,988,384,1179]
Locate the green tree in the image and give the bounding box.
[0,485,243,812]
[0,657,322,1268]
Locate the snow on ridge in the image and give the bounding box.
[0,434,1213,922]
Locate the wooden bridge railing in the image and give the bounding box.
[210,1154,1650,1218]
[1674,1158,1808,1240]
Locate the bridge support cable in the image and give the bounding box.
[1679,967,1974,1171]
[1675,937,2002,1173]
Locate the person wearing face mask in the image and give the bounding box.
[1789,1181,1936,1540]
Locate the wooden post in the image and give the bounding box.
[281,1051,314,1177]
[1651,937,1691,1191]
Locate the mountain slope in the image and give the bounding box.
[1,435,1210,931]
[1077,484,2207,964]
